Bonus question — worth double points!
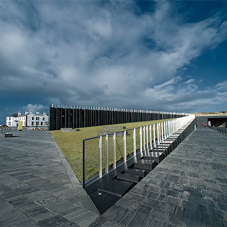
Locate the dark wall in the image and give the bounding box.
[196,116,227,127]
[208,117,227,127]
[196,116,208,127]
[49,107,186,130]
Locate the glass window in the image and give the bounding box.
[32,117,34,120]
[32,122,34,126]
[36,117,39,120]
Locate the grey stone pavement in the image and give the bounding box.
[90,127,227,227]
[1,128,227,227]
[0,130,99,227]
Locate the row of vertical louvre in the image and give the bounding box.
[49,107,186,130]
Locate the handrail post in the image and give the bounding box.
[133,128,136,156]
[123,131,127,162]
[163,121,166,139]
[143,126,145,152]
[105,135,108,174]
[149,125,152,150]
[153,124,156,148]
[164,121,167,139]
[161,121,164,142]
[171,120,173,135]
[157,123,160,145]
[146,126,149,153]
[166,121,168,138]
[82,140,85,188]
[140,127,142,154]
[113,133,116,169]
[169,120,171,136]
[99,136,102,178]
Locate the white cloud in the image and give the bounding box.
[184,79,195,84]
[21,104,49,113]
[0,0,227,115]
[215,80,227,91]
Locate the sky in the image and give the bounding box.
[1,0,227,124]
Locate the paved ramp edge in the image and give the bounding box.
[49,132,100,219]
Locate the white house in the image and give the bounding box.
[6,111,49,127]
[6,112,27,127]
[26,111,49,127]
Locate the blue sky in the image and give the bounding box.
[1,0,227,124]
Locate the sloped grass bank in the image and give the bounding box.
[51,119,167,182]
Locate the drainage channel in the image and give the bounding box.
[85,121,195,214]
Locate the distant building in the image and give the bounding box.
[6,111,49,127]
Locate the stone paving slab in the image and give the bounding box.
[0,130,99,226]
[90,128,227,226]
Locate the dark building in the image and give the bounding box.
[49,105,187,130]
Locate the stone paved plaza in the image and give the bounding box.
[0,127,227,226]
[0,131,99,226]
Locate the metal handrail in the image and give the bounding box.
[82,115,195,187]
[208,126,227,135]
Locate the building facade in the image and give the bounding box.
[49,105,187,130]
[6,111,49,127]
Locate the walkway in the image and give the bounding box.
[90,127,227,226]
[0,130,99,226]
[1,128,227,226]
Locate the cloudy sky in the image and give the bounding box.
[1,0,227,124]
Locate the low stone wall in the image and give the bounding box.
[0,127,17,132]
[0,126,48,132]
[61,128,80,132]
[25,126,48,131]
[0,133,13,138]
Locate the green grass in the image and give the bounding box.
[50,119,168,182]
[194,111,227,116]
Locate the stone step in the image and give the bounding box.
[162,138,178,148]
[157,144,171,154]
[124,168,147,177]
[117,173,142,183]
[134,159,156,171]
[98,179,134,197]
[143,151,164,163]
[152,147,169,156]
[160,142,175,150]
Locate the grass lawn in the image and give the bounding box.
[50,119,168,182]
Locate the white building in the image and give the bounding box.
[27,111,49,127]
[6,111,49,127]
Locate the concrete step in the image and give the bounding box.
[117,173,142,183]
[134,159,156,171]
[98,179,134,197]
[160,142,174,151]
[143,151,164,163]
[162,138,178,149]
[157,144,171,155]
[124,168,147,177]
[167,136,179,140]
[152,147,169,157]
